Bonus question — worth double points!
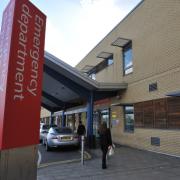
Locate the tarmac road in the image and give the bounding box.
[38,144,81,167]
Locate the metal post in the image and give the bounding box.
[81,135,85,165]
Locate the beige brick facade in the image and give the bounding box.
[40,107,51,118]
[111,105,180,157]
[76,0,180,156]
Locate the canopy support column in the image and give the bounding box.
[50,112,53,125]
[62,111,66,127]
[87,91,95,148]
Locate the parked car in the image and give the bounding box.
[45,127,79,151]
[39,123,57,143]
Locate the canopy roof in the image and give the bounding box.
[166,91,180,97]
[42,52,128,112]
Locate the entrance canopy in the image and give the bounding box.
[42,52,128,112]
[166,91,180,97]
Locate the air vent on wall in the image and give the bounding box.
[149,82,157,92]
[151,137,160,146]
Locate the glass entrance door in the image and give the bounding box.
[93,108,110,137]
[100,109,110,128]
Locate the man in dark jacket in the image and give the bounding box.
[77,121,86,136]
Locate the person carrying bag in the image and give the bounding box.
[98,122,112,169]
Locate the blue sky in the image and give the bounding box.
[0,0,141,66]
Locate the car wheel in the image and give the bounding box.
[46,141,51,151]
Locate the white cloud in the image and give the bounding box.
[45,19,84,66]
[0,0,142,70]
[45,20,64,60]
[66,0,127,65]
[0,0,141,66]
[80,0,93,8]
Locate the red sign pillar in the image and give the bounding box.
[0,0,46,150]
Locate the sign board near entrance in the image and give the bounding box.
[0,0,46,149]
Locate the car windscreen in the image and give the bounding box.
[55,128,72,134]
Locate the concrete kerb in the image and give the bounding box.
[38,150,92,169]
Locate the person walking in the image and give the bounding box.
[98,121,112,169]
[77,120,86,136]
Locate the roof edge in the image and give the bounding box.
[45,51,128,91]
[97,82,128,91]
[45,51,99,87]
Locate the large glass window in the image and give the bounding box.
[124,106,134,132]
[123,44,133,75]
[134,97,180,130]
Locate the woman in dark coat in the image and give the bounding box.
[98,121,112,169]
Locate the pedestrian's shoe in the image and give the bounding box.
[102,165,107,169]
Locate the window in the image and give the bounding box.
[123,43,133,75]
[134,97,180,130]
[88,55,113,79]
[107,56,113,66]
[124,106,134,132]
[89,73,96,80]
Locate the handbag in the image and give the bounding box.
[108,144,115,156]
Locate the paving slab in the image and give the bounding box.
[37,146,180,180]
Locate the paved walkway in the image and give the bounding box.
[37,146,180,180]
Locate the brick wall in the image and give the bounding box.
[111,105,180,157]
[76,0,180,156]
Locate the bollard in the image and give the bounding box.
[81,135,85,165]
